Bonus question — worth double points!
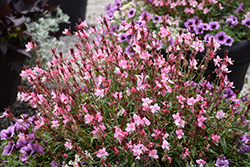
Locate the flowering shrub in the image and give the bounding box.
[105,0,250,46]
[1,15,249,167]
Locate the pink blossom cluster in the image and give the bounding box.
[15,17,250,166]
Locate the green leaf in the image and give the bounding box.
[220,139,227,154]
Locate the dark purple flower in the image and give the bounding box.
[204,34,213,42]
[168,36,174,46]
[241,96,249,102]
[20,143,44,162]
[50,160,62,167]
[194,24,204,34]
[184,18,196,28]
[235,3,244,13]
[215,156,229,167]
[125,45,133,56]
[238,143,250,153]
[140,11,152,21]
[0,126,15,140]
[153,15,161,23]
[113,0,122,11]
[105,3,111,11]
[2,141,15,155]
[118,20,127,31]
[105,12,114,20]
[224,36,233,46]
[16,139,29,149]
[226,15,238,27]
[193,16,202,25]
[202,23,210,31]
[209,21,220,30]
[135,20,147,28]
[128,8,136,18]
[110,24,117,33]
[242,18,250,28]
[118,33,128,43]
[14,121,29,134]
[215,31,228,45]
[223,88,235,99]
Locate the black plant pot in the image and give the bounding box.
[161,40,250,92]
[49,0,87,33]
[201,40,250,92]
[0,50,27,112]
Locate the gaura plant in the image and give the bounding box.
[1,14,250,166]
[105,0,250,47]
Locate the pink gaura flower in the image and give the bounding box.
[62,28,71,35]
[125,122,136,133]
[211,133,221,143]
[25,41,36,52]
[119,60,128,69]
[142,117,151,126]
[51,120,59,128]
[94,88,105,98]
[142,97,153,107]
[196,159,206,167]
[114,126,128,142]
[197,115,207,128]
[95,148,109,159]
[149,149,159,159]
[162,140,170,150]
[150,103,160,113]
[216,110,226,119]
[203,7,209,14]
[158,27,171,38]
[189,0,198,7]
[181,148,190,159]
[187,97,197,106]
[176,129,184,139]
[78,21,88,29]
[64,141,73,150]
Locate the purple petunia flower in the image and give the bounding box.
[202,23,210,31]
[193,16,202,25]
[184,18,196,28]
[226,15,238,27]
[128,8,136,18]
[110,24,118,33]
[215,156,229,167]
[224,36,234,46]
[104,3,111,11]
[242,18,250,28]
[215,31,228,45]
[20,143,44,162]
[16,139,29,149]
[153,15,161,23]
[209,21,220,30]
[135,20,147,28]
[14,121,29,134]
[113,0,122,11]
[2,141,15,155]
[235,3,244,13]
[0,126,15,140]
[105,12,114,20]
[140,11,152,21]
[168,36,174,46]
[238,143,250,153]
[50,160,62,167]
[204,34,213,42]
[118,33,128,43]
[125,45,133,56]
[194,24,204,34]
